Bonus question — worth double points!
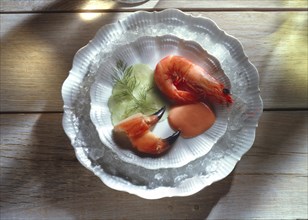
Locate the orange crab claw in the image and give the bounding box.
[113,107,180,155]
[164,130,181,145]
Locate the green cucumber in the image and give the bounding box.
[108,63,167,125]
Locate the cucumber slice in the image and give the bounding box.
[108,63,167,125]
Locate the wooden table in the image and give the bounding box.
[1,1,307,219]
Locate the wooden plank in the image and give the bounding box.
[0,111,307,219]
[237,111,308,175]
[0,0,307,12]
[1,12,307,112]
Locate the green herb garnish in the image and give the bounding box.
[108,61,166,125]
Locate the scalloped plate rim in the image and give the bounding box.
[61,8,263,199]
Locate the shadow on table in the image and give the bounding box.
[258,11,308,111]
[230,10,308,217]
[1,1,128,112]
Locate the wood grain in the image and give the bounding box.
[0,111,307,219]
[1,12,307,112]
[1,1,307,219]
[1,0,307,12]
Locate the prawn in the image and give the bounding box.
[154,55,233,104]
[113,107,180,155]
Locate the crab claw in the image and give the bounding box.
[113,107,180,155]
[152,106,166,120]
[164,130,181,145]
[132,130,180,155]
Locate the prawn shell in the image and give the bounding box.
[90,35,230,170]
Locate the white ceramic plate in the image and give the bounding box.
[90,35,231,170]
[62,9,263,199]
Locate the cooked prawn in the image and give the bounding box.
[113,107,180,155]
[154,55,233,104]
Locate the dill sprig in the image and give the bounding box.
[109,61,167,124]
[135,86,156,112]
[112,61,138,102]
[111,61,156,117]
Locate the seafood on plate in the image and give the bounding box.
[112,55,231,154]
[113,107,180,155]
[154,55,233,104]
